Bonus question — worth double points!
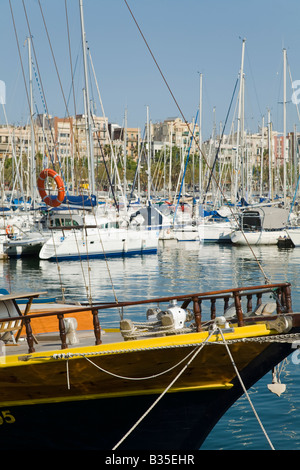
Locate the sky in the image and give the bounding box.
[1,0,300,141]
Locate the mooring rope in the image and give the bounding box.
[111,328,216,450]
[217,327,275,450]
[64,344,201,387]
[51,325,297,449]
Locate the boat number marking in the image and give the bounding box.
[0,410,15,425]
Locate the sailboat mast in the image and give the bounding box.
[124,108,127,199]
[283,48,287,206]
[234,38,246,205]
[79,0,95,196]
[268,109,273,200]
[199,72,203,201]
[147,105,151,205]
[260,116,264,198]
[28,36,36,207]
[169,124,172,200]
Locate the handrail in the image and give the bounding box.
[0,282,292,353]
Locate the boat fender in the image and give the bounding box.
[267,368,286,396]
[63,317,79,345]
[254,302,276,316]
[224,302,243,320]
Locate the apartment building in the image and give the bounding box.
[152,117,199,153]
[0,115,296,173]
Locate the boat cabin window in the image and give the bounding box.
[241,211,262,230]
[50,218,79,227]
[99,222,119,229]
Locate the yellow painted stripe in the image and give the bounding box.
[2,323,272,368]
[0,382,234,408]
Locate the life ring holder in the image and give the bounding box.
[37,169,65,208]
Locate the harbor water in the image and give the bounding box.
[1,240,300,450]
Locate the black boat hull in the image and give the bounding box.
[0,340,293,450]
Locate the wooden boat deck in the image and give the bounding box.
[0,281,295,358]
[3,328,124,357]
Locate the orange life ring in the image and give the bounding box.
[37,169,65,208]
[6,225,13,235]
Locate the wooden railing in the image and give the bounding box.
[0,282,293,353]
[179,282,293,331]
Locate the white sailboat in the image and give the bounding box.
[230,48,290,246]
[39,210,159,261]
[35,1,161,261]
[230,205,289,245]
[198,218,234,243]
[3,209,82,258]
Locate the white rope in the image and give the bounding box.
[56,328,291,449]
[217,327,275,450]
[60,343,206,391]
[112,328,216,450]
[61,343,207,387]
[66,357,70,390]
[82,345,198,381]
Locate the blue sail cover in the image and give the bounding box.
[62,194,97,207]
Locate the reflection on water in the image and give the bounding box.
[1,240,300,449]
[3,242,299,298]
[2,242,300,320]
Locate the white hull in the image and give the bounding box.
[231,229,287,245]
[198,221,233,243]
[173,225,200,242]
[4,235,47,257]
[0,233,7,259]
[39,227,159,260]
[159,228,176,240]
[285,228,300,247]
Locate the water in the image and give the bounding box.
[1,240,300,450]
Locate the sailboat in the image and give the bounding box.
[3,207,85,258]
[230,205,289,245]
[38,199,160,261]
[3,0,300,453]
[231,48,291,246]
[0,280,299,450]
[7,1,162,261]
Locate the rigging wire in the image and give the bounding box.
[112,329,216,450]
[20,0,96,304]
[218,327,275,450]
[173,111,198,223]
[25,1,92,299]
[203,78,238,200]
[123,0,271,284]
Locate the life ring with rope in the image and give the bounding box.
[37,169,65,208]
[5,225,14,237]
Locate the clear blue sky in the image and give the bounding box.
[1,0,300,141]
